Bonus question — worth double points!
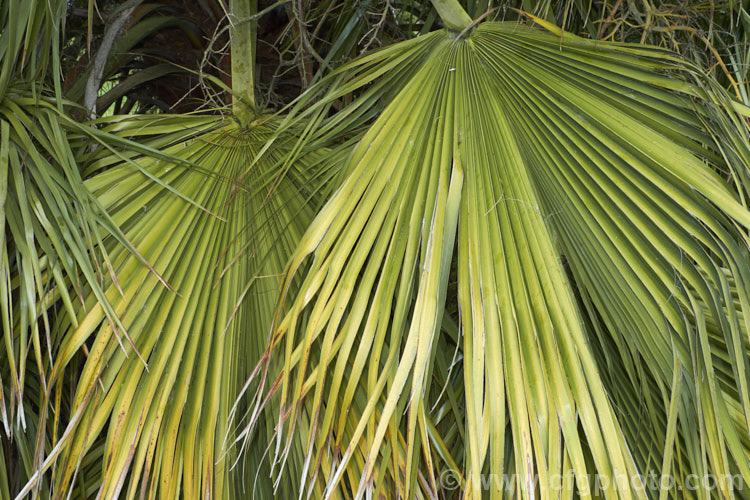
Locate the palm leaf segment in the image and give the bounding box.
[0,2,176,486]
[244,22,750,498]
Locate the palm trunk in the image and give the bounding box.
[229,0,258,126]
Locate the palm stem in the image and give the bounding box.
[229,0,257,124]
[430,0,472,31]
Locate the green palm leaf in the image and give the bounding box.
[7,113,341,499]
[0,3,174,492]
[239,21,750,498]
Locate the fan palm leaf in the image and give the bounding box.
[238,19,750,498]
[5,112,344,499]
[4,0,356,496]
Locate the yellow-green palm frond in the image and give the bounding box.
[10,112,342,499]
[238,22,750,499]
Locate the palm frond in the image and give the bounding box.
[0,3,153,493]
[239,21,750,498]
[8,113,341,499]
